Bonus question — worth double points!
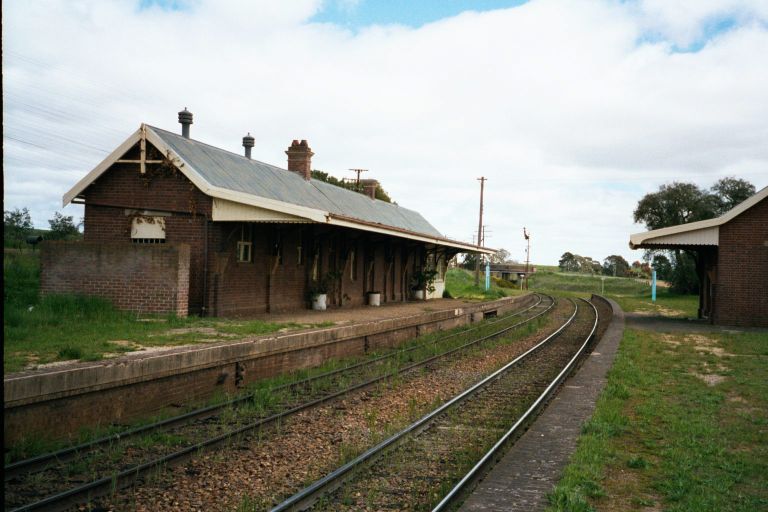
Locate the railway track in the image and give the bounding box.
[270,297,598,512]
[5,294,556,512]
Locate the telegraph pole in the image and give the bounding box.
[523,227,530,290]
[475,177,487,286]
[348,168,368,190]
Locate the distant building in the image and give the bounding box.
[629,187,767,327]
[45,110,491,317]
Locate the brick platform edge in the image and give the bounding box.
[4,294,533,445]
[459,296,625,512]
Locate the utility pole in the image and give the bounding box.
[523,227,530,290]
[348,168,368,190]
[475,177,486,286]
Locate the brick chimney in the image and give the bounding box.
[360,179,379,200]
[285,139,314,180]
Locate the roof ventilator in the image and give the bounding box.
[243,133,255,159]
[178,108,193,138]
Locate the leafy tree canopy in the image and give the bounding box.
[602,254,630,277]
[4,208,33,248]
[633,177,755,231]
[47,212,81,241]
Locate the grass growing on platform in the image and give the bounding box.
[3,251,327,373]
[547,328,768,512]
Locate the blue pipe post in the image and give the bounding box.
[652,270,657,302]
[485,261,490,291]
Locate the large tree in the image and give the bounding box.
[633,178,755,293]
[710,177,756,214]
[602,255,630,277]
[633,182,716,231]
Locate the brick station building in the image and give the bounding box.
[629,186,768,327]
[47,110,491,317]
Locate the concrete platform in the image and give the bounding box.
[625,312,767,334]
[459,298,625,512]
[5,295,532,444]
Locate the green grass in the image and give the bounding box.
[444,268,526,300]
[527,269,698,318]
[547,328,768,511]
[3,251,331,373]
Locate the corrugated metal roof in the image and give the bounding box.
[151,126,443,237]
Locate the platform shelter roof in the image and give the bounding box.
[629,186,768,250]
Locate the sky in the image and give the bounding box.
[3,0,768,265]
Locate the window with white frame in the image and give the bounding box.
[236,224,252,263]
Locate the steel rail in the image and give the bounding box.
[5,294,544,481]
[431,297,599,511]
[269,298,579,512]
[8,296,555,512]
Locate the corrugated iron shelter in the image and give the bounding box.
[629,186,768,327]
[55,114,492,317]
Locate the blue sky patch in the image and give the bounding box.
[138,0,191,12]
[312,0,528,29]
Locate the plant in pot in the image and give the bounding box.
[308,271,342,311]
[411,269,438,300]
[307,280,329,311]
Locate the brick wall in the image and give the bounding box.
[40,242,191,316]
[83,157,212,314]
[210,224,420,316]
[715,198,768,327]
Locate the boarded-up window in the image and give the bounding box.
[131,217,165,241]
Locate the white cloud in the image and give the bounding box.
[3,0,767,265]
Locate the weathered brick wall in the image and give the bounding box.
[83,157,211,314]
[210,224,420,316]
[40,242,191,317]
[715,199,768,327]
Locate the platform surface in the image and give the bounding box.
[459,298,625,512]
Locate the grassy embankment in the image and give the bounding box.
[534,269,767,510]
[527,269,698,318]
[3,250,328,373]
[547,328,767,511]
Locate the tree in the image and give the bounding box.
[633,182,716,231]
[4,208,33,248]
[47,212,81,241]
[602,255,630,277]
[490,248,512,265]
[558,252,578,272]
[710,177,756,214]
[651,254,672,281]
[460,253,478,270]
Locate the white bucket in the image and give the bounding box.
[311,294,327,311]
[368,292,381,306]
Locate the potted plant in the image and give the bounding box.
[308,280,328,311]
[367,291,381,306]
[308,271,342,311]
[411,269,438,300]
